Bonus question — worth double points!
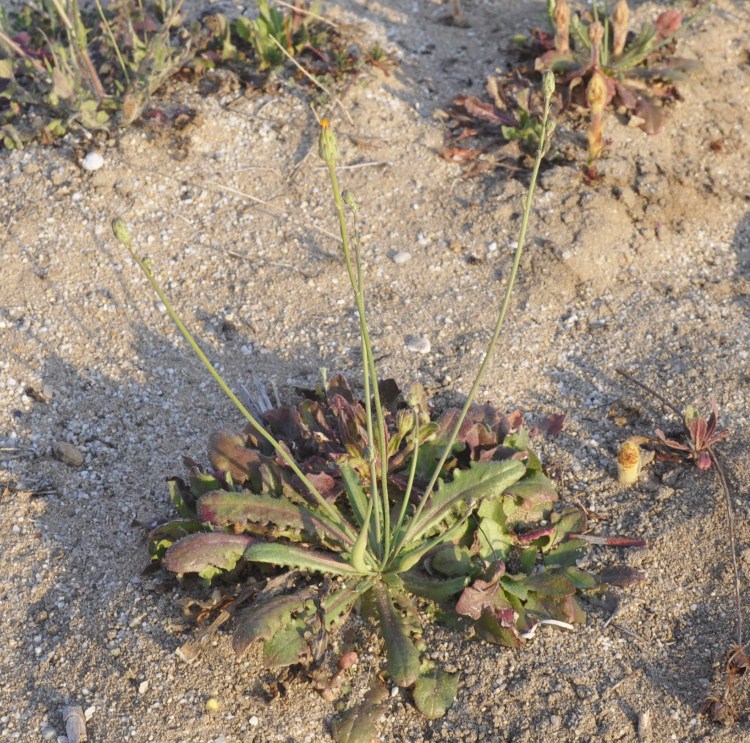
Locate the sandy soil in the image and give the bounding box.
[3,0,750,740]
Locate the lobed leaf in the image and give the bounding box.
[233,588,314,655]
[162,532,254,578]
[197,490,354,549]
[407,459,526,545]
[372,581,421,687]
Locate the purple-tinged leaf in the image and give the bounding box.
[515,525,555,545]
[598,566,647,587]
[634,93,665,135]
[655,9,682,38]
[571,533,647,548]
[162,532,254,576]
[197,491,353,549]
[524,571,576,596]
[233,588,315,655]
[330,687,389,743]
[536,413,566,438]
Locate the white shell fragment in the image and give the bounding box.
[392,251,412,264]
[81,152,104,171]
[52,441,84,467]
[405,336,431,354]
[62,705,87,743]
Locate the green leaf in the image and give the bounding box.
[401,571,469,601]
[331,687,389,743]
[169,477,196,518]
[474,517,513,562]
[243,542,364,576]
[162,532,254,577]
[393,517,469,573]
[0,59,13,78]
[501,471,557,525]
[321,579,373,629]
[340,464,368,528]
[262,618,310,666]
[413,670,459,719]
[233,588,314,655]
[407,460,526,544]
[543,538,588,567]
[429,543,473,577]
[563,566,598,590]
[524,571,576,596]
[372,581,421,687]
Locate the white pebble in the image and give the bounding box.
[249,716,259,727]
[138,680,149,695]
[406,336,431,354]
[392,251,412,264]
[81,152,104,171]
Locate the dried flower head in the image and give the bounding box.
[612,0,630,56]
[553,0,571,54]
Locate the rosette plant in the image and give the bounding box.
[113,74,635,735]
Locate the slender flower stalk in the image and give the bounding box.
[391,72,557,559]
[318,120,391,558]
[110,218,355,542]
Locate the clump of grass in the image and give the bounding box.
[0,0,385,148]
[113,73,642,739]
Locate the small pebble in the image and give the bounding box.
[392,251,412,264]
[249,716,259,727]
[81,152,104,171]
[52,441,84,467]
[406,336,431,354]
[138,680,149,695]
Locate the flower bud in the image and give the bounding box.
[553,0,570,53]
[612,0,629,56]
[586,70,607,115]
[111,217,131,245]
[318,118,339,164]
[343,189,359,214]
[542,70,555,101]
[588,21,604,48]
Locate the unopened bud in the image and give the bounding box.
[586,71,608,114]
[588,21,604,48]
[542,70,555,101]
[111,218,131,245]
[318,118,339,163]
[553,0,570,53]
[343,189,359,214]
[612,0,629,56]
[396,409,415,438]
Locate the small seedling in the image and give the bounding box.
[0,0,381,147]
[443,0,709,173]
[615,368,746,724]
[539,0,709,165]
